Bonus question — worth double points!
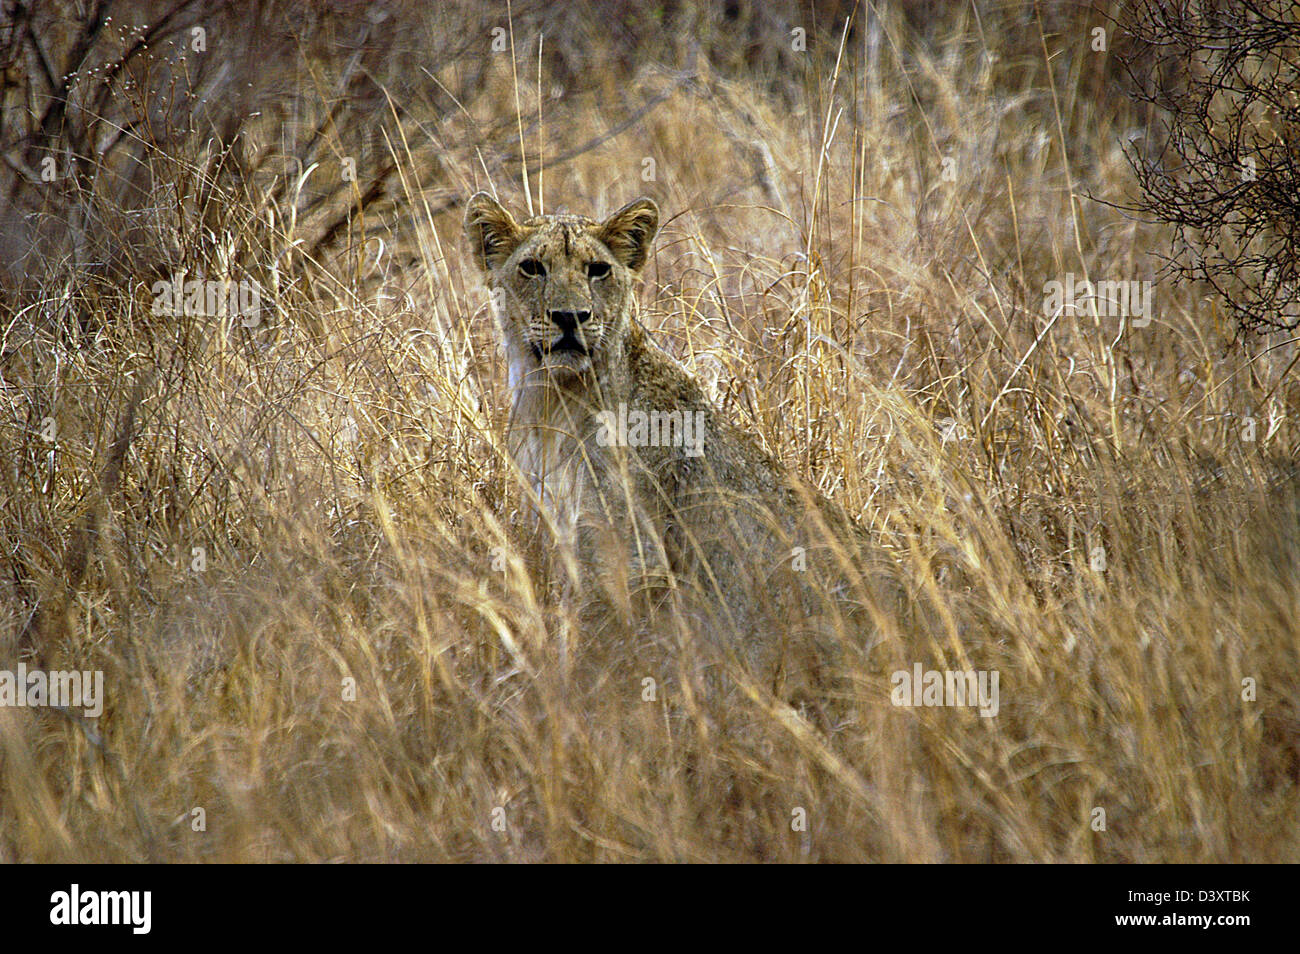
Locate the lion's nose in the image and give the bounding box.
[548,310,591,333]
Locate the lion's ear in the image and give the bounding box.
[464,192,522,272]
[597,198,659,271]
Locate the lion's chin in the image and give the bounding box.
[530,349,593,385]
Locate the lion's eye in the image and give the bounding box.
[587,261,611,280]
[519,258,546,278]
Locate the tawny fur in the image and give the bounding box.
[464,192,891,662]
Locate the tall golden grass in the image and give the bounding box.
[1,0,1296,862]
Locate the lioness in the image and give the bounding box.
[464,192,891,675]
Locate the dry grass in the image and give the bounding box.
[1,0,1297,862]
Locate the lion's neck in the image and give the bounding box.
[505,338,631,539]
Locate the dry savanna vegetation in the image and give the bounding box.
[1,0,1297,862]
